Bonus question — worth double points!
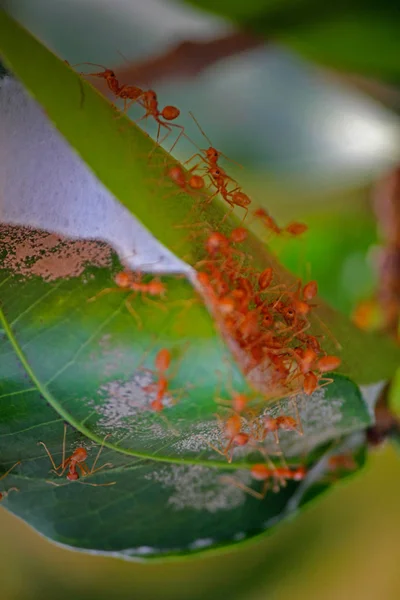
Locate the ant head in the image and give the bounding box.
[209,167,222,178]
[96,68,115,79]
[254,207,267,217]
[73,447,88,462]
[115,271,131,289]
[205,147,220,161]
[283,306,296,320]
[147,90,157,102]
[293,466,306,480]
[151,398,164,412]
[262,314,274,328]
[155,348,171,372]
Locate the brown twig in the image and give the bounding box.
[88,30,264,95]
[367,382,400,446]
[372,166,400,338]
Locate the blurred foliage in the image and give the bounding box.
[183,0,400,83]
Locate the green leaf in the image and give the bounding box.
[0,226,370,557]
[182,0,400,83]
[0,14,395,556]
[0,11,398,385]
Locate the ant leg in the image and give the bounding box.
[124,294,143,329]
[272,432,289,468]
[198,435,225,458]
[39,424,72,476]
[78,461,113,477]
[87,287,127,303]
[45,480,69,487]
[314,313,343,351]
[316,377,334,392]
[221,203,236,224]
[89,435,112,474]
[77,480,117,487]
[183,153,206,168]
[223,438,238,464]
[291,398,304,435]
[1,487,19,498]
[61,423,67,469]
[141,295,168,312]
[38,442,66,476]
[219,475,268,500]
[0,461,21,482]
[167,123,185,154]
[241,206,249,222]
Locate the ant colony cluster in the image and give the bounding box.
[0,60,346,502]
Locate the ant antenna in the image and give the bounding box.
[70,62,110,71]
[116,49,130,64]
[188,111,243,169]
[189,111,214,147]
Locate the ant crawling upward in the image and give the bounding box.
[39,424,115,487]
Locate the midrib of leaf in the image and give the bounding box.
[0,304,255,471]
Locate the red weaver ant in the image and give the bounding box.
[252,208,281,235]
[88,270,167,328]
[328,453,357,472]
[202,413,250,463]
[141,348,172,412]
[0,461,20,500]
[137,90,184,152]
[138,346,189,416]
[221,463,306,499]
[165,165,205,204]
[72,62,121,97]
[185,111,242,173]
[39,425,115,486]
[72,62,146,114]
[284,222,309,236]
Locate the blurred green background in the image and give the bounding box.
[1,0,400,598]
